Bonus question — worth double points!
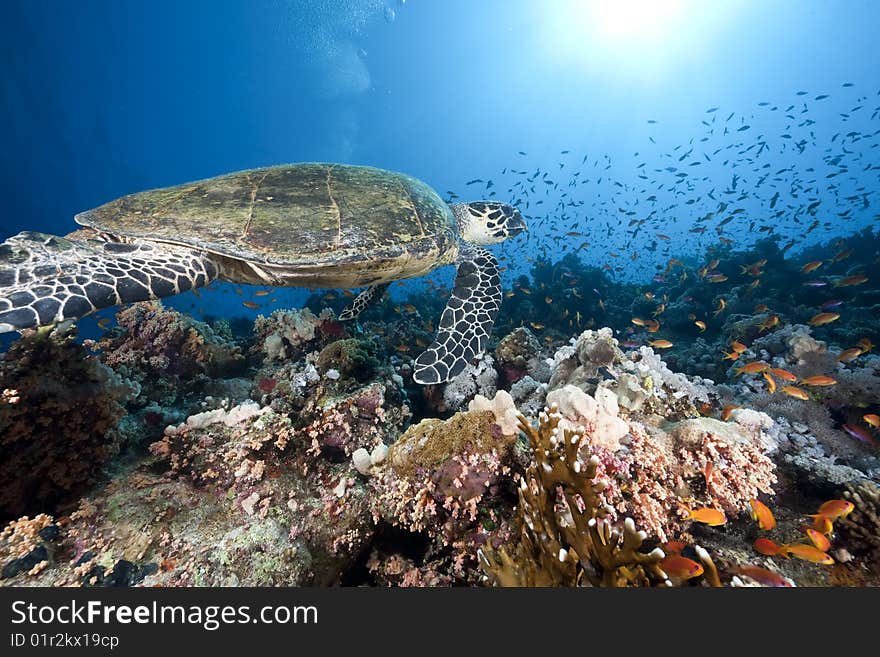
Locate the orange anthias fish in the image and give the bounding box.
[713,298,727,316]
[781,544,834,565]
[753,538,785,556]
[740,260,767,277]
[649,339,673,349]
[769,367,798,383]
[805,529,832,552]
[730,340,748,353]
[842,423,876,446]
[800,375,838,386]
[814,499,855,521]
[736,565,794,587]
[762,371,777,394]
[832,247,853,262]
[242,301,260,309]
[721,405,741,421]
[858,338,873,353]
[834,274,868,287]
[758,314,780,332]
[837,348,863,362]
[660,555,704,580]
[801,260,824,274]
[808,312,840,327]
[781,386,809,400]
[749,498,776,530]
[694,320,707,332]
[808,514,834,535]
[735,361,769,375]
[662,540,688,555]
[864,414,880,429]
[684,507,727,526]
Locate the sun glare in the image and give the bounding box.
[537,0,708,82]
[589,0,688,43]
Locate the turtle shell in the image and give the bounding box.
[74,163,458,269]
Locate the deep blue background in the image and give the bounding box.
[1,0,878,325]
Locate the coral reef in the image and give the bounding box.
[440,353,498,412]
[97,301,244,406]
[315,338,378,383]
[0,327,134,520]
[839,479,880,573]
[0,514,57,579]
[373,409,516,541]
[254,307,329,362]
[479,409,667,587]
[300,381,409,456]
[494,327,544,385]
[3,224,880,588]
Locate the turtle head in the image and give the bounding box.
[452,202,527,245]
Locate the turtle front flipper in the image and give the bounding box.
[339,283,389,321]
[413,244,501,384]
[0,231,218,332]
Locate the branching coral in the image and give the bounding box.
[479,408,667,587]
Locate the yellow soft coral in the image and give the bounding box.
[479,406,668,587]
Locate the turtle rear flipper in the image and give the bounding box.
[0,231,218,332]
[339,283,389,321]
[413,245,501,384]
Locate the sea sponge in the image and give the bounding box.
[468,390,520,437]
[545,384,630,452]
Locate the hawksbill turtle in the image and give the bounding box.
[0,163,526,384]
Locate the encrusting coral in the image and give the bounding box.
[478,407,668,587]
[373,409,517,544]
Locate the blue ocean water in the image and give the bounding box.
[1,0,878,330]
